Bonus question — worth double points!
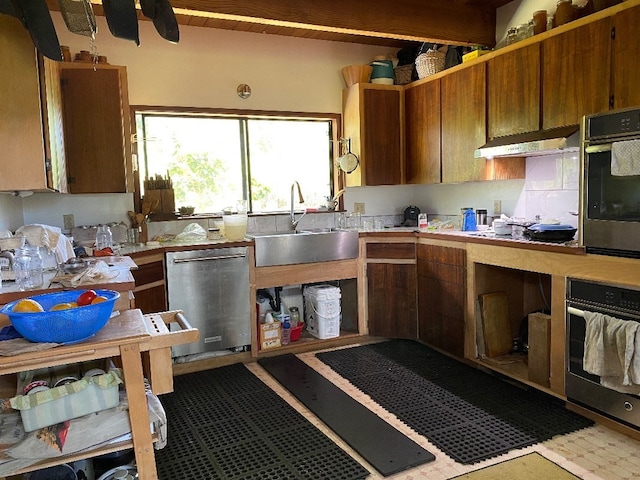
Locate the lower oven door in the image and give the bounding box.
[566,294,640,429]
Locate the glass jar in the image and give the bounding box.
[13,246,43,290]
[95,225,113,250]
[289,306,300,326]
[506,27,518,45]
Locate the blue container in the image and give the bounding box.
[0,289,119,344]
[370,59,394,84]
[462,209,477,231]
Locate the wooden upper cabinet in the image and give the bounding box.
[487,43,540,139]
[0,16,66,193]
[342,83,403,186]
[60,64,133,194]
[612,4,640,109]
[405,80,441,184]
[441,63,486,183]
[542,18,611,129]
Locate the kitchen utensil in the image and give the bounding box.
[61,257,88,274]
[58,0,97,37]
[102,0,139,45]
[0,289,119,344]
[9,0,63,60]
[153,0,180,43]
[526,224,577,242]
[139,0,156,18]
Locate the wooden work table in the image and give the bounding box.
[0,309,198,480]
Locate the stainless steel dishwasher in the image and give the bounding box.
[166,247,250,357]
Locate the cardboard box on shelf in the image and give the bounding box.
[259,322,281,350]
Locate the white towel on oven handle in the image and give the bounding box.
[611,139,640,176]
[583,310,640,394]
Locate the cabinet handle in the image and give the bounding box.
[585,144,612,154]
[172,253,246,264]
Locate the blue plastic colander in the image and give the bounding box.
[0,289,120,344]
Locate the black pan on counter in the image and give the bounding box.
[526,224,577,242]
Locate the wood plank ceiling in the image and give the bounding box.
[47,0,514,48]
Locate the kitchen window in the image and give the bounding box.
[133,108,339,214]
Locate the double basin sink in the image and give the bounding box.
[248,228,359,267]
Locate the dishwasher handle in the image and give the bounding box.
[171,253,247,264]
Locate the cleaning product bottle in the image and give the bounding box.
[281,316,291,345]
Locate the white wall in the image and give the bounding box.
[0,14,396,232]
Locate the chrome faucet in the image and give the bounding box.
[290,181,306,230]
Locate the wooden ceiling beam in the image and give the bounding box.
[167,0,499,47]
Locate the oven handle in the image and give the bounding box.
[567,306,585,317]
[568,304,640,321]
[585,144,612,154]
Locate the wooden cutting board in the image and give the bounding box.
[479,292,512,357]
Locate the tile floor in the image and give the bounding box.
[245,344,640,480]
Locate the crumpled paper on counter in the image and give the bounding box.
[70,260,119,286]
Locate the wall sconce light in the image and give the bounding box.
[237,84,251,99]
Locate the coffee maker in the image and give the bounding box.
[403,205,421,226]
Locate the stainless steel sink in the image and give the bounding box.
[248,229,359,267]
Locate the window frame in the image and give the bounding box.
[130,105,344,215]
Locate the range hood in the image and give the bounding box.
[474,125,580,159]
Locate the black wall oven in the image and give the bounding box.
[566,278,640,430]
[581,107,640,258]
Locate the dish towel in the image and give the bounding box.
[611,139,640,176]
[14,224,75,264]
[583,310,640,394]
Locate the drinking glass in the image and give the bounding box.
[374,219,384,231]
[348,212,362,230]
[336,212,347,229]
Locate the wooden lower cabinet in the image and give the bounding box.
[417,243,465,357]
[366,242,417,339]
[130,253,167,314]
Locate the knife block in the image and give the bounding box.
[145,189,175,214]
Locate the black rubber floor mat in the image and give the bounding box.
[259,354,436,477]
[317,340,593,465]
[155,363,369,480]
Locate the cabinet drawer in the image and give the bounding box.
[366,243,415,259]
[132,260,164,286]
[417,244,464,265]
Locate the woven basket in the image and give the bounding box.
[415,50,446,79]
[394,64,414,85]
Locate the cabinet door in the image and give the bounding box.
[342,84,403,186]
[405,80,441,184]
[61,66,133,193]
[0,16,66,193]
[441,63,486,183]
[612,5,640,109]
[367,263,417,339]
[488,43,540,139]
[417,244,465,357]
[542,18,611,129]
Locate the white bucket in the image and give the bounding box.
[304,285,341,339]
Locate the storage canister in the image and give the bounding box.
[555,0,573,26]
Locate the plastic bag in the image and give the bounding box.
[174,223,207,242]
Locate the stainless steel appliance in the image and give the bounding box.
[581,107,640,257]
[166,247,250,357]
[566,278,640,430]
